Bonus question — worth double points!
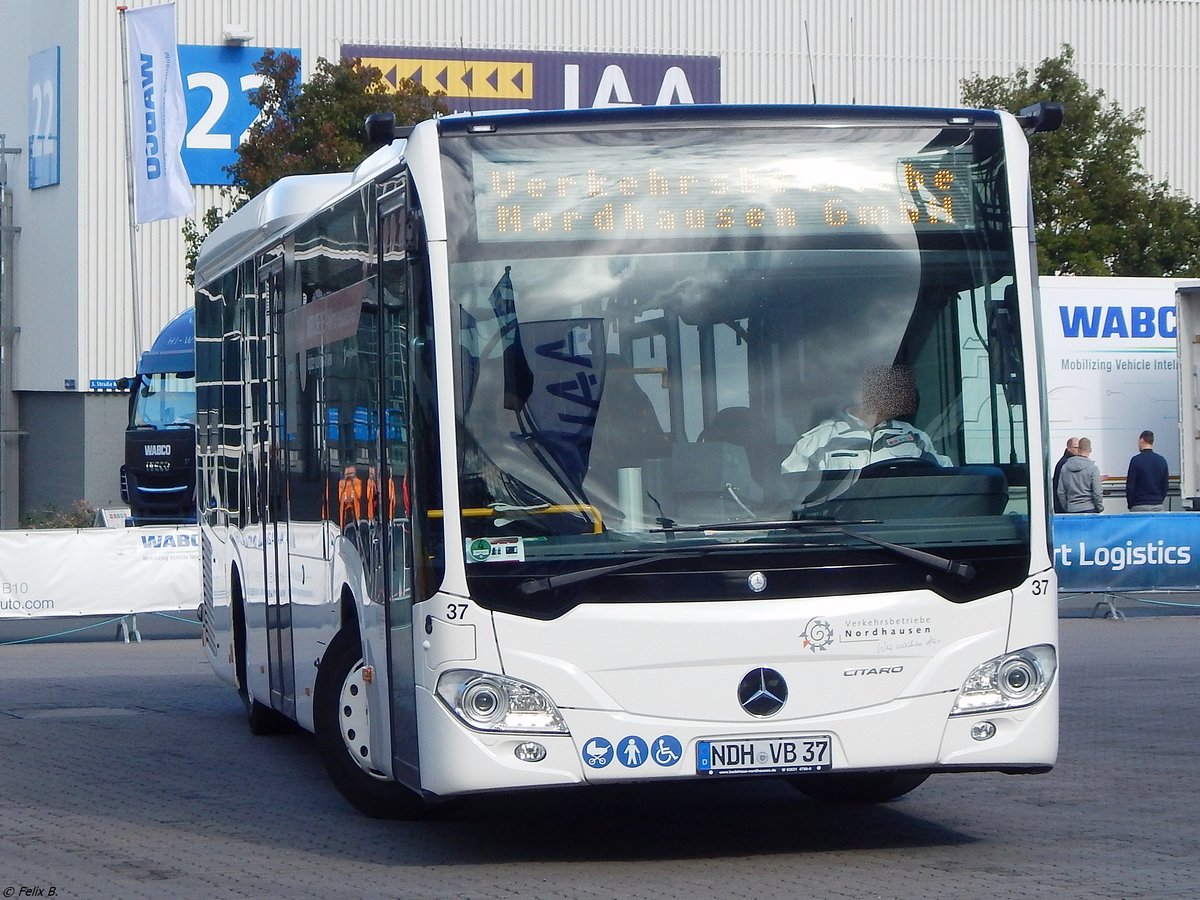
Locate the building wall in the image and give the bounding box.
[18,393,84,518]
[0,0,82,396]
[82,394,129,511]
[60,0,1200,391]
[2,0,1200,517]
[16,393,126,519]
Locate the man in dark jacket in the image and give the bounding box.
[1052,437,1078,513]
[1057,437,1103,513]
[1126,430,1169,511]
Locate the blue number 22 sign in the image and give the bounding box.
[179,45,301,186]
[28,46,61,189]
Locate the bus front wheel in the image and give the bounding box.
[314,628,428,819]
[787,770,929,804]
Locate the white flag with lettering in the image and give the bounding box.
[124,3,193,223]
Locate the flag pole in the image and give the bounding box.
[117,4,144,354]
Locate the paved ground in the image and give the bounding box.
[1057,590,1200,618]
[0,610,203,645]
[0,617,1197,899]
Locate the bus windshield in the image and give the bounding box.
[132,372,197,429]
[441,119,1029,612]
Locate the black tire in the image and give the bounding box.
[314,628,429,819]
[788,770,930,804]
[243,689,293,736]
[232,587,291,736]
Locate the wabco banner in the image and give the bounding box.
[1054,513,1200,592]
[0,527,198,619]
[123,3,194,223]
[1039,277,1180,483]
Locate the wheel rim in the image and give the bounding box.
[338,660,387,780]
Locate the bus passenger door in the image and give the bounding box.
[258,255,296,719]
[378,186,419,785]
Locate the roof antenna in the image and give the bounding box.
[850,15,857,104]
[801,20,820,104]
[459,37,475,115]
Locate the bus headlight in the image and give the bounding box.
[949,645,1057,716]
[436,670,569,734]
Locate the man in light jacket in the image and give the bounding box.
[1052,437,1079,514]
[1056,436,1103,513]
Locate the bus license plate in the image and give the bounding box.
[696,736,833,776]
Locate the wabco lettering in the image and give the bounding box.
[1059,305,1176,339]
[144,444,171,457]
[140,53,162,179]
[140,533,199,549]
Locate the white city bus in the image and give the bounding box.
[195,103,1062,817]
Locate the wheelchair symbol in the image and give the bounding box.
[651,735,683,767]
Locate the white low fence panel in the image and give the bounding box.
[0,526,198,619]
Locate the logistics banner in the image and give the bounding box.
[1054,513,1199,592]
[0,526,198,618]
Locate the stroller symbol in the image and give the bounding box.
[584,737,613,768]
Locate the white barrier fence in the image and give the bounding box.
[0,526,199,621]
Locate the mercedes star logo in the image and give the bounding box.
[737,667,788,717]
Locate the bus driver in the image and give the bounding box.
[781,364,951,475]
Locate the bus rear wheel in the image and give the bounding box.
[787,770,929,804]
[314,628,428,819]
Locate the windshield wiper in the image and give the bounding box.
[518,548,705,596]
[652,518,975,583]
[519,515,974,596]
[517,541,801,597]
[841,529,975,582]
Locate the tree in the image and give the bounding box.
[961,45,1200,276]
[181,205,227,286]
[229,50,448,197]
[183,51,448,281]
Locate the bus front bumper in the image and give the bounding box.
[413,678,1057,798]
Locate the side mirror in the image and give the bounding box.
[365,112,397,147]
[1016,101,1065,135]
[116,376,132,391]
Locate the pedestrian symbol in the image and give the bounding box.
[616,735,648,768]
